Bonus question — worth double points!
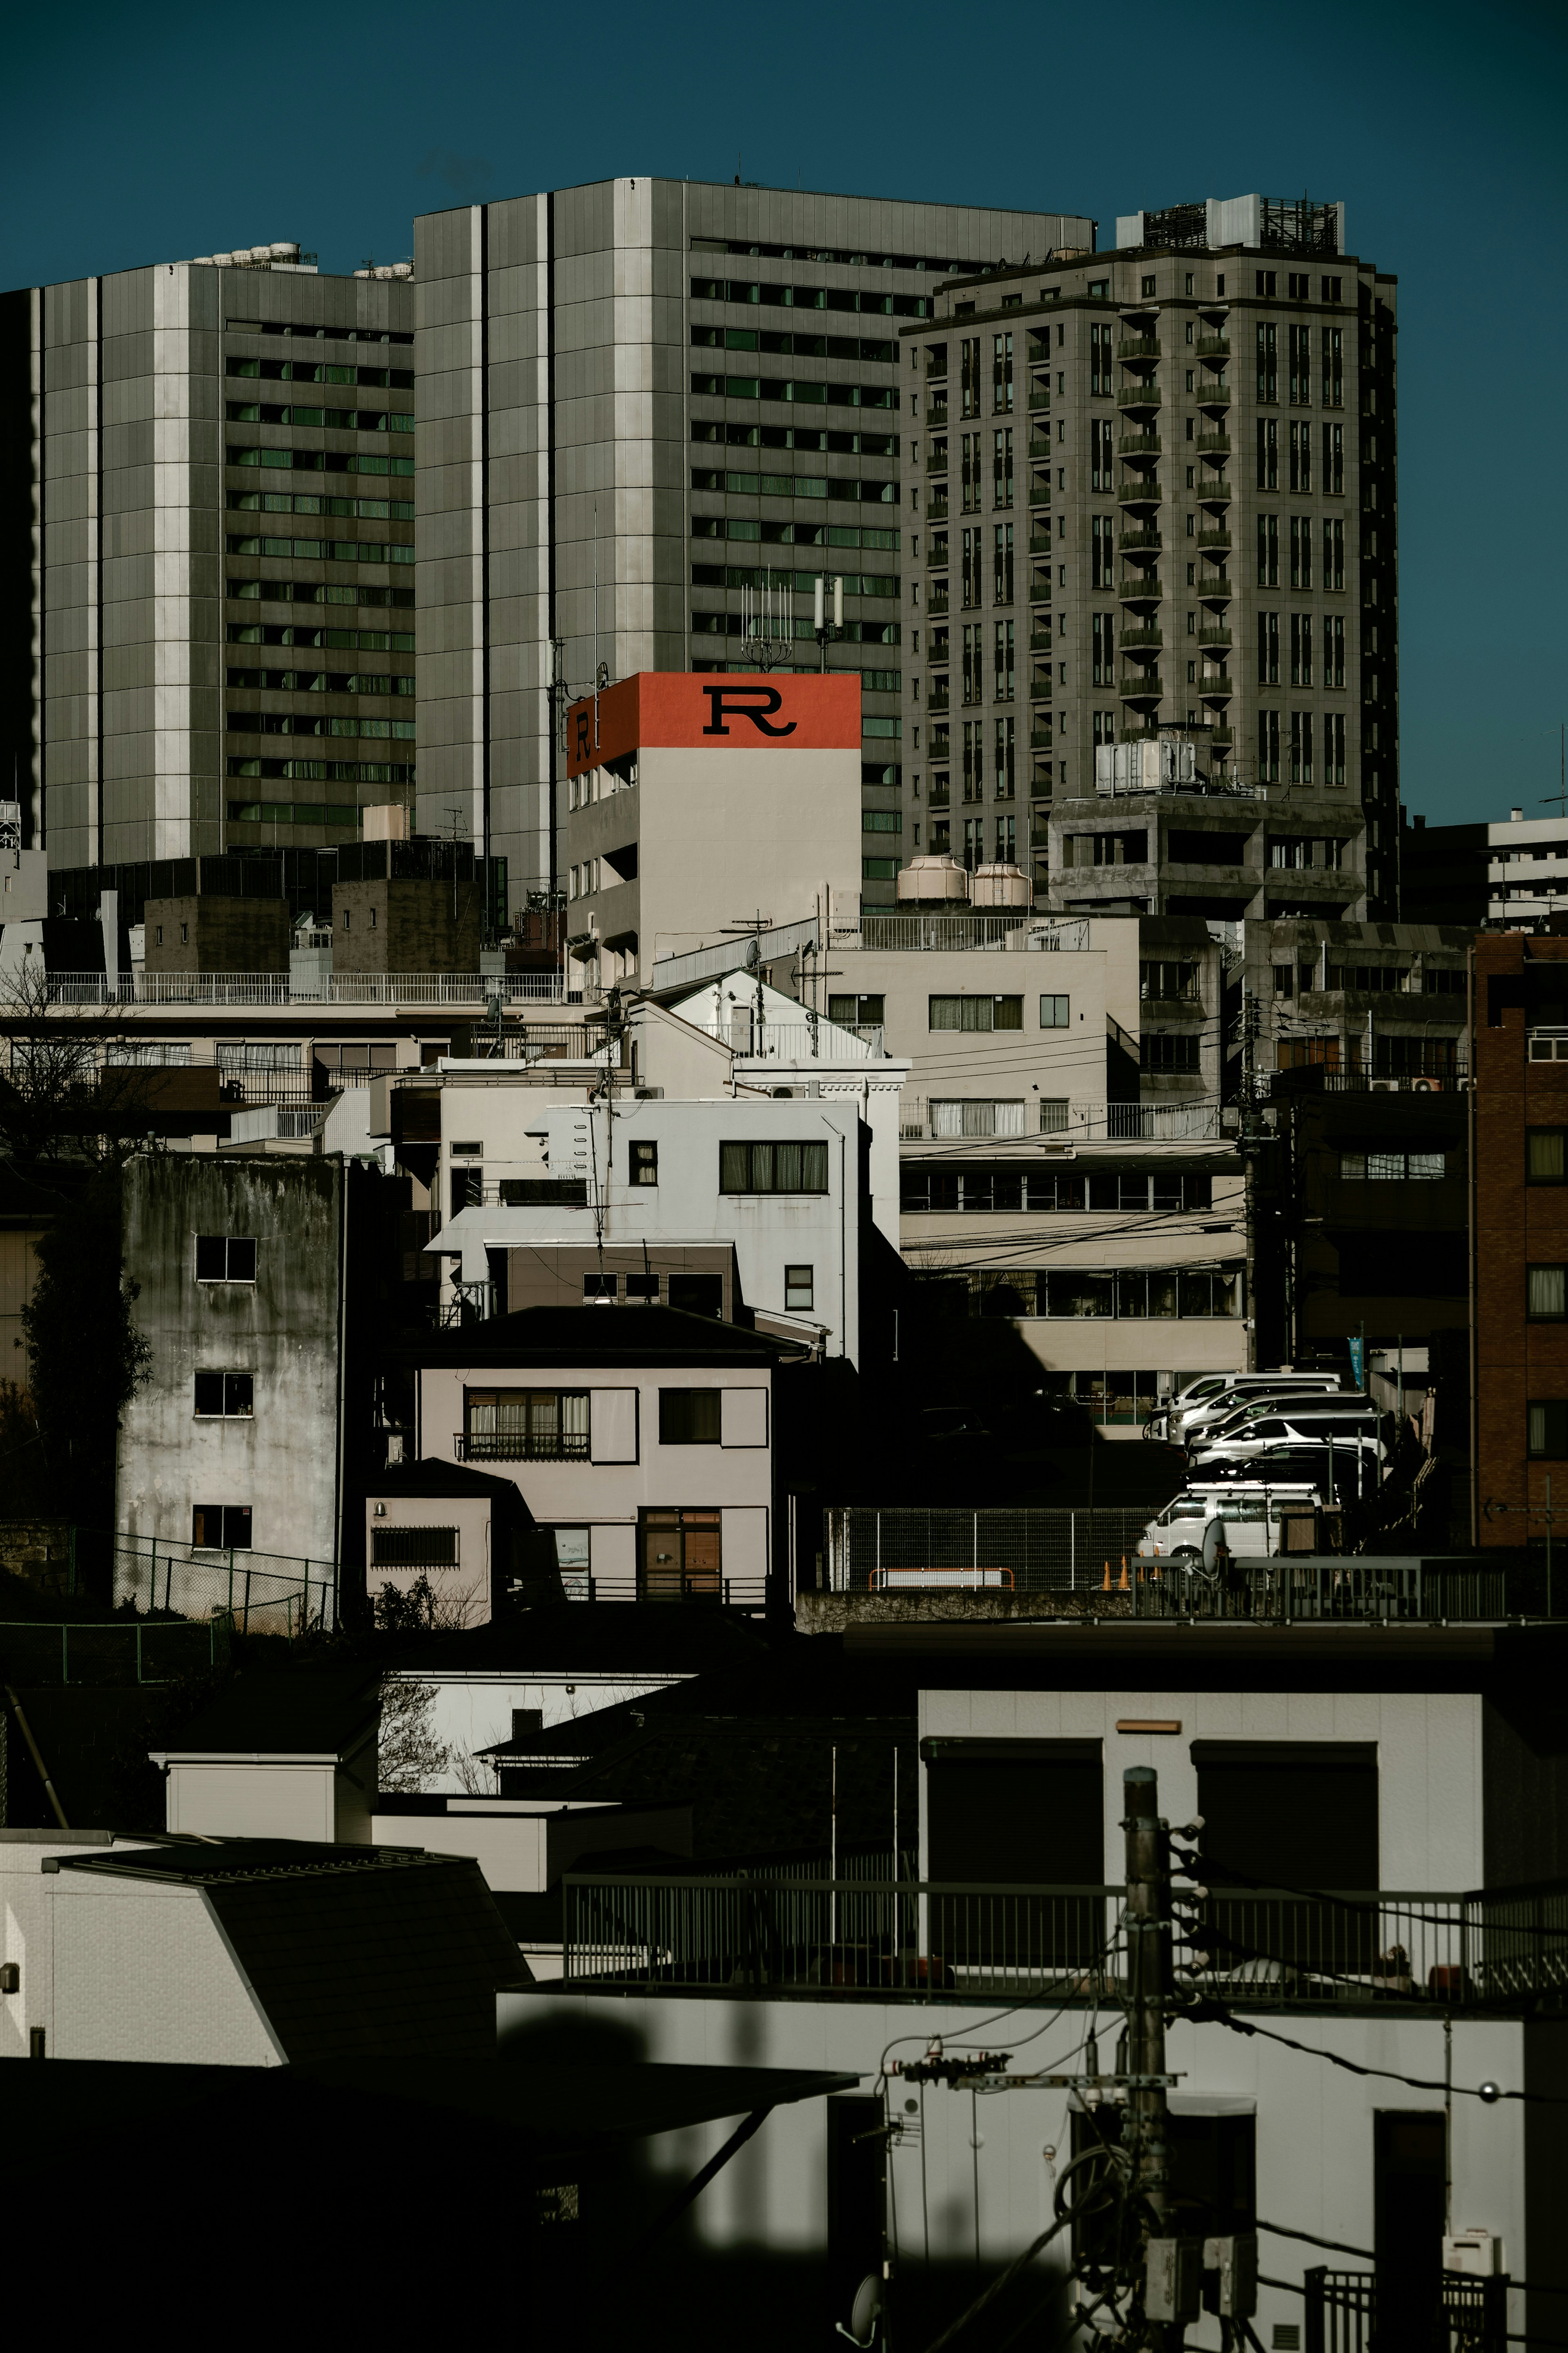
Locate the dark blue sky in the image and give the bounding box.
[7,0,1565,827]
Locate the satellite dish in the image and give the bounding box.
[835,2273,884,2348]
[745,937,760,972]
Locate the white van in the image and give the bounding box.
[1136,1483,1322,1566]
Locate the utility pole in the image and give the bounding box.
[1123,1765,1172,2241]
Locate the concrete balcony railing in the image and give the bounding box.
[37,970,576,1008]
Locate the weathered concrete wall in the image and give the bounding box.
[118,1155,343,1561]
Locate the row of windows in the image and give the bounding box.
[691,373,900,412]
[1256,614,1348,689]
[1257,516,1347,588]
[693,326,898,364]
[227,358,414,389]
[226,403,414,433]
[690,271,938,310]
[690,564,897,599]
[690,468,896,504]
[228,715,416,740]
[226,757,414,784]
[1256,420,1346,491]
[902,1169,1215,1213]
[228,445,414,477]
[227,625,414,651]
[1141,1033,1201,1073]
[957,1267,1243,1320]
[227,319,412,345]
[926,992,1071,1032]
[693,422,900,459]
[691,517,900,551]
[229,491,415,523]
[1256,711,1349,787]
[1272,964,1466,998]
[229,576,414,607]
[228,800,365,827]
[225,668,412,695]
[1339,1152,1448,1181]
[691,613,900,647]
[227,534,414,565]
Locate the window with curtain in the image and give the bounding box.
[463,1389,590,1459]
[719,1140,830,1193]
[1528,1266,1567,1320]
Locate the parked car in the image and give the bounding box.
[1197,1441,1381,1500]
[1136,1483,1323,1566]
[1173,1374,1346,1450]
[1191,1410,1386,1468]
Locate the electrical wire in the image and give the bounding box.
[1171,1849,1568,1944]
[1255,2273,1567,2351]
[1182,2000,1568,2104]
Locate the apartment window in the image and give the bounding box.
[1340,1151,1447,1182]
[1325,711,1345,786]
[1323,422,1344,494]
[1040,994,1070,1027]
[192,1505,252,1550]
[993,618,1015,700]
[993,812,1015,862]
[1092,710,1116,747]
[1274,964,1294,998]
[465,1389,590,1460]
[993,522,1014,603]
[629,1140,659,1185]
[993,332,1014,413]
[668,1273,722,1317]
[1140,959,1199,1001]
[1040,1099,1069,1134]
[993,427,1014,509]
[1257,515,1279,588]
[1323,517,1345,590]
[1289,421,1312,493]
[1324,614,1345,690]
[930,1100,1026,1139]
[1090,418,1114,492]
[640,1506,722,1601]
[929,995,1024,1031]
[1256,419,1278,491]
[719,1140,829,1193]
[1141,1033,1201,1074]
[1288,323,1312,405]
[1089,321,1114,397]
[659,1388,722,1445]
[1256,322,1278,401]
[583,1272,618,1299]
[828,993,886,1026]
[1256,270,1277,299]
[961,433,981,511]
[962,719,982,799]
[194,1372,254,1418]
[786,1265,815,1312]
[1091,514,1115,589]
[963,815,984,870]
[1257,613,1280,687]
[1289,711,1315,786]
[960,337,981,418]
[1528,1130,1568,1183]
[1092,611,1115,685]
[1290,517,1313,589]
[994,714,1016,797]
[1529,1403,1568,1459]
[961,526,980,607]
[1290,613,1313,687]
[1529,1266,1568,1320]
[1322,327,1344,406]
[195,1236,257,1283]
[1258,709,1281,783]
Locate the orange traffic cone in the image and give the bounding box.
[1117,1558,1129,1592]
[1136,1556,1145,1584]
[1101,1559,1111,1592]
[1151,1559,1162,1582]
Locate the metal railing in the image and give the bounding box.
[1303,2269,1511,2353]
[36,971,575,1008]
[845,913,1032,952]
[109,1532,336,1633]
[455,1429,590,1462]
[0,1615,230,1684]
[561,1871,1568,2008]
[723,1020,887,1062]
[896,1097,1219,1143]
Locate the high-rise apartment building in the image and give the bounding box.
[897,195,1399,922]
[411,179,1093,921]
[0,247,416,876]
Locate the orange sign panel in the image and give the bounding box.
[566,672,862,778]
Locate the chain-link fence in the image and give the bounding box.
[109,1535,336,1634]
[0,1616,229,1684]
[826,1508,1154,1595]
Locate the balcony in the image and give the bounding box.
[927,491,949,520]
[1029,531,1054,556]
[1028,388,1051,412]
[1030,723,1054,749]
[1196,336,1231,360]
[1118,436,1162,463]
[1029,669,1054,701]
[1116,381,1161,411]
[1196,528,1231,553]
[926,448,949,473]
[1197,476,1232,506]
[1120,673,1163,703]
[1118,476,1160,506]
[1197,381,1232,413]
[1118,575,1163,605]
[927,398,949,428]
[927,586,950,615]
[927,683,950,712]
[1199,672,1235,700]
[1028,475,1052,507]
[1118,526,1162,553]
[456,1428,590,1461]
[1029,627,1053,653]
[558,1859,1568,2004]
[1119,629,1162,663]
[1195,432,1231,456]
[1117,336,1161,362]
[1028,435,1052,460]
[1198,626,1232,651]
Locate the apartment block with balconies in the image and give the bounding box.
[899,196,1398,923]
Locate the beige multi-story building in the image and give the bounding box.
[0,244,417,874]
[898,194,1399,923]
[410,179,1093,921]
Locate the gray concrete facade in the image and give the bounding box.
[3,254,414,871]
[897,201,1399,923]
[412,180,1093,921]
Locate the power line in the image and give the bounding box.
[1181,2000,1568,2104]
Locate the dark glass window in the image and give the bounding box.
[659,1388,722,1444]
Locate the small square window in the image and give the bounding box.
[1140,275,1156,298]
[196,1236,256,1282]
[626,1272,660,1302]
[1039,994,1070,1028]
[194,1372,254,1417]
[785,1265,814,1311]
[1528,1129,1567,1183]
[584,1272,618,1299]
[659,1387,722,1445]
[1528,1265,1568,1320]
[630,1140,659,1185]
[192,1504,252,1549]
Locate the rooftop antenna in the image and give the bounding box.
[1544,723,1568,816]
[740,568,793,670]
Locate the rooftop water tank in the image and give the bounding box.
[895,854,971,905]
[971,862,1033,909]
